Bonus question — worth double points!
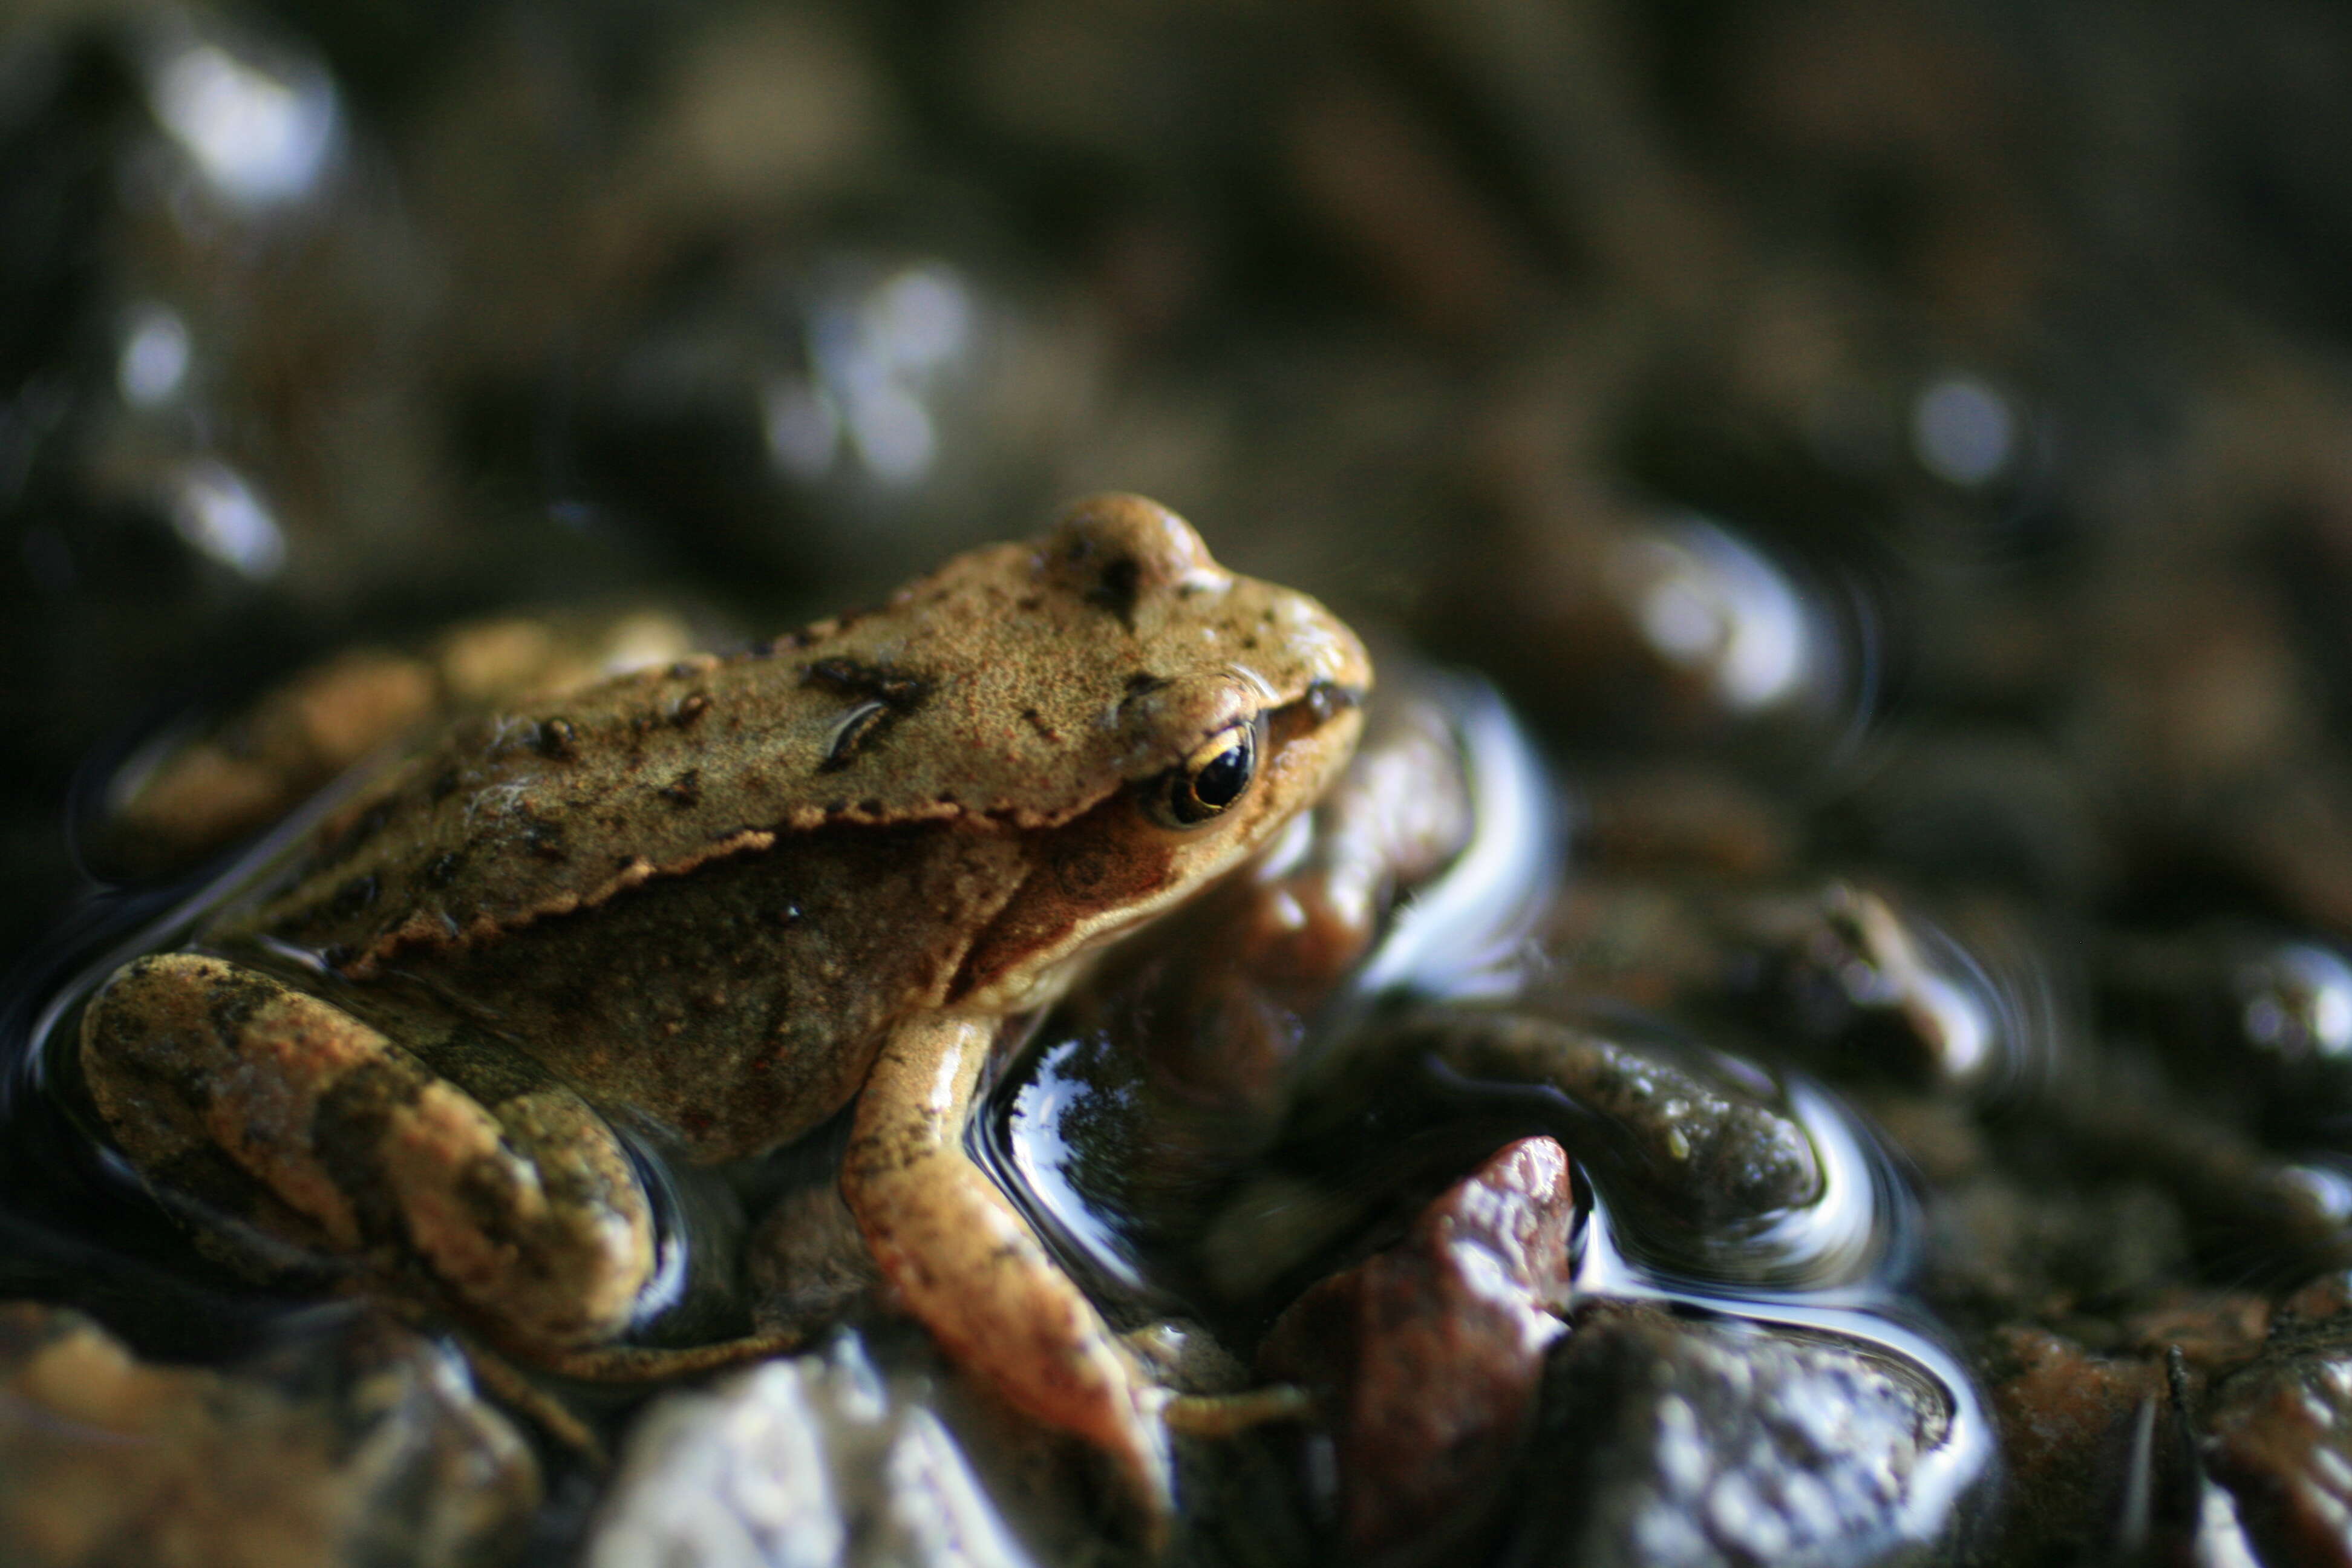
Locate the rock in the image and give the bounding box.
[1418,1014,1823,1224]
[0,1302,536,1568]
[1979,1328,2169,1564]
[746,1179,886,1334]
[1503,1303,1971,1568]
[1258,1136,1576,1560]
[585,1327,1071,1568]
[2204,1339,2352,1568]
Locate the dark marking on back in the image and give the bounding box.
[823,704,891,771]
[1019,706,1058,743]
[149,1145,283,1235]
[1085,552,1142,629]
[659,770,704,808]
[803,658,929,773]
[535,718,579,759]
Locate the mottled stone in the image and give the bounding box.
[1258,1136,1577,1560]
[1504,1303,1969,1568]
[586,1328,1074,1568]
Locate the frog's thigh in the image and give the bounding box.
[842,1013,1172,1518]
[80,953,653,1347]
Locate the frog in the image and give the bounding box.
[77,492,1373,1518]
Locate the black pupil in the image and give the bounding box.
[1191,730,1252,810]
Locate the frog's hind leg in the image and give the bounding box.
[842,1012,1173,1522]
[80,953,656,1350]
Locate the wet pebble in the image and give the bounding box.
[584,1326,1078,1568]
[746,1179,886,1334]
[1501,1302,1967,1568]
[2202,1335,2352,1568]
[1216,1011,1823,1306]
[1406,1013,1821,1225]
[1979,1328,2171,1563]
[1256,1135,1577,1561]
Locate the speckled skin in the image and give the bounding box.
[80,494,1371,1516]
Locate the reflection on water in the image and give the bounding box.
[1571,1078,1995,1550]
[1613,517,1817,716]
[163,459,284,580]
[139,19,340,212]
[116,302,192,408]
[1000,1030,1152,1298]
[2238,942,2352,1064]
[778,262,977,488]
[1343,676,1561,1008]
[1910,376,2017,491]
[990,665,1996,1556]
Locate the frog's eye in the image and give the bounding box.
[1149,720,1258,828]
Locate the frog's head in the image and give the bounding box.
[949,493,1372,1009]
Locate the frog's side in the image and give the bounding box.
[80,494,1370,1514]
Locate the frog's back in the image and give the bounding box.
[201,497,1364,1156]
[223,501,1333,972]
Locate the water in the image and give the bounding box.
[988,666,1998,1558]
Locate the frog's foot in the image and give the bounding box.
[1163,1385,1317,1438]
[80,953,656,1348]
[458,1336,611,1467]
[843,1012,1174,1523]
[506,1329,805,1382]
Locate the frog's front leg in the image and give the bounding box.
[80,953,655,1350]
[841,1011,1173,1518]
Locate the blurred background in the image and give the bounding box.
[8,0,2352,971]
[16,4,2352,1564]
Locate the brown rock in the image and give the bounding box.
[1983,1327,2166,1563]
[2205,1341,2352,1568]
[1259,1135,1578,1560]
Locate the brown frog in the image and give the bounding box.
[78,494,1371,1515]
